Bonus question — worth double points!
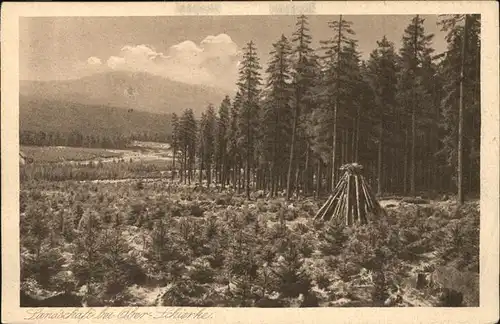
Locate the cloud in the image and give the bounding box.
[100,34,241,91]
[106,56,126,69]
[87,56,102,65]
[201,34,239,58]
[68,57,106,79]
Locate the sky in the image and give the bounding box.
[20,15,447,91]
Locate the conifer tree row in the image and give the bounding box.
[169,15,480,202]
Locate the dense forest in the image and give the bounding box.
[171,14,480,202]
[20,130,170,149]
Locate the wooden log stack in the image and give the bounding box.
[314,163,385,225]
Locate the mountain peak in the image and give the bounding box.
[20,71,229,116]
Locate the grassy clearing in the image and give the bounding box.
[20,144,174,182]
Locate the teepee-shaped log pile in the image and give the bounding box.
[314,163,385,225]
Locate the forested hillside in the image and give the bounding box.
[20,95,173,148]
[172,14,480,199]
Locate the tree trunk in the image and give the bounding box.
[345,129,349,164]
[271,159,276,197]
[199,151,204,185]
[331,119,337,192]
[286,132,297,199]
[457,14,469,205]
[341,130,346,165]
[316,159,322,198]
[261,167,265,191]
[294,164,300,198]
[355,106,360,162]
[230,161,234,188]
[237,162,242,193]
[183,147,187,184]
[252,165,257,192]
[410,15,419,196]
[188,150,193,185]
[287,93,301,200]
[233,161,237,189]
[172,146,176,181]
[377,119,384,195]
[433,90,440,192]
[351,117,357,162]
[345,129,349,163]
[468,139,474,194]
[425,128,430,190]
[221,154,226,189]
[389,147,395,193]
[331,14,343,192]
[246,155,251,199]
[403,128,408,194]
[303,144,310,195]
[214,157,218,186]
[206,162,211,188]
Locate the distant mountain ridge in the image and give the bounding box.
[20,71,229,116]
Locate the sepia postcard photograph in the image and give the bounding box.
[2,2,499,324]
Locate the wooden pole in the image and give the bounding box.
[345,175,351,225]
[361,179,374,211]
[322,179,348,221]
[316,195,333,220]
[314,173,347,220]
[332,178,348,222]
[355,175,362,224]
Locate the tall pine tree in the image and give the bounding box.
[237,41,263,199]
[204,105,217,187]
[215,96,231,188]
[180,108,197,185]
[439,14,481,202]
[366,36,398,195]
[319,15,357,190]
[263,35,293,197]
[288,15,320,199]
[397,15,435,195]
[171,113,180,181]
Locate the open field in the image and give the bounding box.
[21,142,173,164]
[20,148,479,307]
[20,144,174,182]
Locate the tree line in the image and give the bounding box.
[171,14,480,202]
[20,130,171,149]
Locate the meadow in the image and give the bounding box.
[20,146,479,308]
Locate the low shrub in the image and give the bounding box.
[188,262,216,284]
[438,288,464,307]
[315,272,331,290]
[190,204,204,217]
